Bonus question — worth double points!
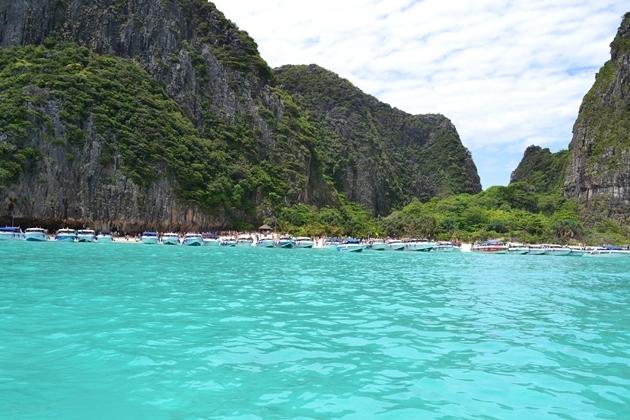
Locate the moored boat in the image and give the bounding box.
[508,243,529,255]
[472,240,508,254]
[236,234,254,247]
[0,226,24,240]
[24,228,47,242]
[257,236,275,248]
[141,231,159,244]
[77,229,96,243]
[568,246,587,256]
[294,237,314,249]
[369,240,387,251]
[385,239,406,251]
[161,233,180,245]
[337,239,364,253]
[182,233,203,246]
[55,228,77,242]
[585,245,630,258]
[405,241,436,252]
[542,244,572,256]
[527,245,546,255]
[202,233,220,246]
[220,237,237,247]
[433,241,459,252]
[276,236,295,249]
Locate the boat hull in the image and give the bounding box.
[257,239,275,248]
[472,247,508,254]
[182,237,203,246]
[276,240,294,249]
[370,242,387,251]
[77,235,96,243]
[386,243,406,251]
[203,239,220,246]
[141,237,159,245]
[337,244,364,253]
[527,249,546,255]
[405,242,435,252]
[544,249,571,256]
[295,241,314,249]
[162,237,180,245]
[25,232,47,242]
[586,250,630,258]
[508,248,529,255]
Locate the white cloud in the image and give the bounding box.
[211,0,627,187]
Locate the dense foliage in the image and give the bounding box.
[510,146,569,193]
[277,184,629,244]
[0,43,326,222]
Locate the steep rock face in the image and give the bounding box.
[0,0,480,228]
[0,0,330,228]
[511,146,569,193]
[274,64,481,215]
[565,12,630,223]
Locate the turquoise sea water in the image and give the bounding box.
[1,241,629,419]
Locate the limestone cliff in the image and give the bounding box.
[565,12,630,223]
[275,64,481,215]
[0,0,481,229]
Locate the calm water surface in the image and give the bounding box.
[1,241,629,418]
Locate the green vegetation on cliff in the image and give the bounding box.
[274,64,481,215]
[0,43,320,220]
[510,146,569,193]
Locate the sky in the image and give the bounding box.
[211,0,628,187]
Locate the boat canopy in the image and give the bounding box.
[142,231,158,236]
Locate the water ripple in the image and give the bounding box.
[0,242,629,418]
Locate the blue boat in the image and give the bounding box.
[0,226,24,240]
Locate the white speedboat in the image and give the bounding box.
[527,245,546,255]
[77,229,96,243]
[96,233,113,243]
[55,228,77,242]
[220,237,237,247]
[508,243,529,255]
[24,228,47,242]
[236,234,254,247]
[161,233,180,245]
[141,231,159,244]
[182,233,203,246]
[294,237,314,248]
[542,244,572,256]
[0,226,24,240]
[276,236,295,249]
[472,240,508,254]
[585,249,630,258]
[434,241,459,252]
[568,246,587,256]
[405,241,436,252]
[369,240,387,251]
[202,233,220,246]
[337,239,364,253]
[386,240,406,251]
[257,237,275,248]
